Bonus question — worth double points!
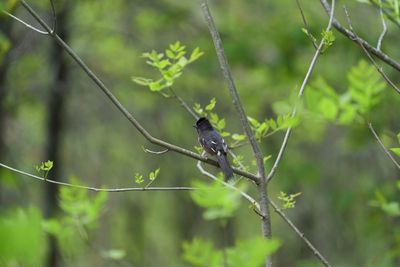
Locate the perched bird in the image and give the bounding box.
[194,117,233,180]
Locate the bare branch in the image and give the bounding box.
[2,10,49,35]
[367,123,400,170]
[267,0,336,183]
[377,0,387,51]
[19,0,259,184]
[342,6,400,95]
[320,0,400,72]
[296,0,318,49]
[268,199,332,267]
[199,0,264,181]
[0,162,195,192]
[369,0,400,28]
[169,87,199,120]
[142,146,169,155]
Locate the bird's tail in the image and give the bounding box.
[217,152,234,181]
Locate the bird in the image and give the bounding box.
[194,117,234,180]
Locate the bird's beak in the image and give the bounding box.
[193,125,197,129]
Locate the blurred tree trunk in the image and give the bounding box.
[0,12,15,204]
[45,4,70,267]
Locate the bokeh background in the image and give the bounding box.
[0,0,399,266]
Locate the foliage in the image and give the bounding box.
[370,181,400,217]
[190,179,241,220]
[182,236,280,267]
[277,191,302,209]
[305,60,386,124]
[0,207,46,266]
[43,177,108,257]
[134,168,160,187]
[132,41,204,92]
[35,160,54,180]
[390,132,400,157]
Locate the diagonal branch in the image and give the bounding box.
[320,0,400,72]
[268,200,331,267]
[266,0,335,183]
[367,123,400,170]
[342,6,400,95]
[199,0,264,181]
[0,162,195,192]
[18,0,259,184]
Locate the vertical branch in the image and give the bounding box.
[199,1,265,179]
[199,1,272,266]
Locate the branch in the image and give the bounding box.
[367,123,400,170]
[199,0,264,181]
[0,162,195,192]
[18,0,259,184]
[376,0,387,51]
[268,199,332,267]
[2,10,48,35]
[370,0,400,28]
[169,87,199,120]
[266,0,336,183]
[197,160,332,267]
[342,6,400,95]
[296,0,318,49]
[319,0,400,72]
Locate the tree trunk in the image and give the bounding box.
[45,4,70,267]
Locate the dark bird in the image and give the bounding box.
[194,117,234,180]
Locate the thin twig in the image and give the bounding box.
[342,6,400,95]
[49,0,57,33]
[18,0,259,184]
[320,0,400,72]
[0,163,195,192]
[142,146,169,155]
[266,0,336,183]
[377,0,387,51]
[369,0,400,28]
[2,10,48,34]
[296,0,318,49]
[367,123,400,170]
[268,199,332,267]
[169,87,199,120]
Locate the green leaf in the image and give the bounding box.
[217,118,226,130]
[390,148,400,157]
[135,173,144,184]
[227,237,281,267]
[205,98,216,111]
[166,49,175,59]
[318,98,338,121]
[182,238,222,267]
[132,77,152,86]
[397,133,400,144]
[101,249,126,260]
[382,202,400,217]
[232,134,246,141]
[247,116,260,127]
[190,180,240,220]
[149,168,160,181]
[189,47,204,62]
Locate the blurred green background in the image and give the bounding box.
[1,0,400,266]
